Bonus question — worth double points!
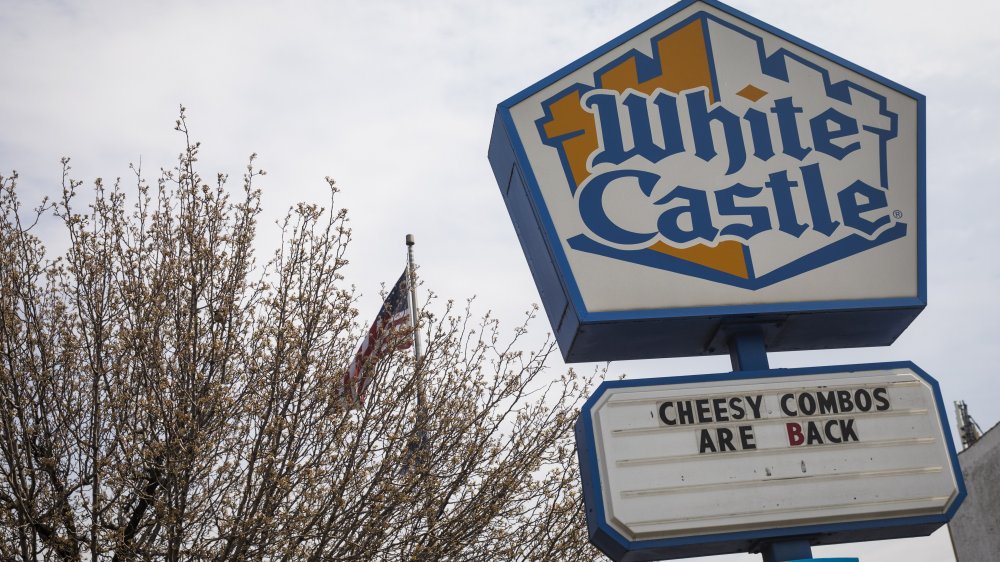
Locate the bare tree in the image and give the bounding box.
[0,110,603,561]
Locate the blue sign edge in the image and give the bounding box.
[575,361,967,562]
[487,0,927,362]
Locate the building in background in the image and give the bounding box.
[948,413,1000,561]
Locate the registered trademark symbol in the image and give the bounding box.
[893,210,903,219]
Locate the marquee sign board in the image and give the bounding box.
[488,0,925,362]
[575,362,965,561]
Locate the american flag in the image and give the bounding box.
[344,270,414,404]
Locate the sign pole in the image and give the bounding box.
[757,540,813,562]
[727,329,814,562]
[727,327,769,372]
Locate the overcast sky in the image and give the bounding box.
[2,1,998,560]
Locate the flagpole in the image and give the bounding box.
[405,234,427,434]
[405,233,432,557]
[405,234,424,363]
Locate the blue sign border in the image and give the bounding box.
[487,0,926,362]
[574,361,966,562]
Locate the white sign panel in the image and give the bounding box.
[575,362,964,560]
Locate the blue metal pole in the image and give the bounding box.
[728,328,769,371]
[727,327,815,562]
[759,539,814,562]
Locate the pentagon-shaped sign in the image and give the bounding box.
[488,0,925,362]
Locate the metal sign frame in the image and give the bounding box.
[574,361,965,562]
[488,0,926,363]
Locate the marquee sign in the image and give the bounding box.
[575,362,965,561]
[488,0,925,362]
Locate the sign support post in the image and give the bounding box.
[728,332,815,562]
[758,540,814,562]
[727,328,769,372]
